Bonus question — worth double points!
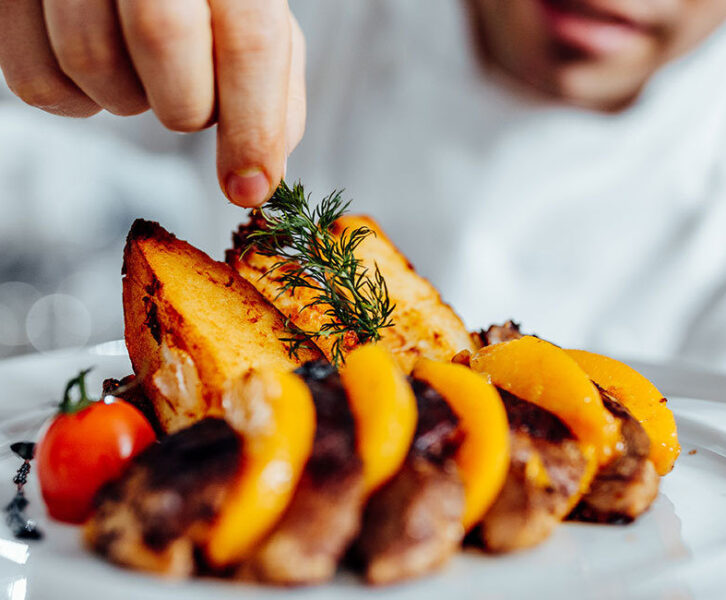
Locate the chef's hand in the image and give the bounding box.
[0,0,305,207]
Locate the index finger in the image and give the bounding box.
[210,0,291,207]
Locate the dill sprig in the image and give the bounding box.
[247,181,395,366]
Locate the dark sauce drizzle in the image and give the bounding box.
[4,441,43,540]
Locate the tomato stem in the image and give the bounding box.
[60,368,97,414]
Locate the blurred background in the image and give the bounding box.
[2,0,726,369]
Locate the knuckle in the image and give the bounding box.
[8,74,66,109]
[9,74,97,117]
[129,3,202,53]
[109,100,149,118]
[157,103,211,132]
[55,35,119,77]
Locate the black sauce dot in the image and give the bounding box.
[10,442,35,461]
[5,441,43,541]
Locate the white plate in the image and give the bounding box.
[1,343,725,600]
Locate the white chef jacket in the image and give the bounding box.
[291,0,726,369]
[1,0,726,369]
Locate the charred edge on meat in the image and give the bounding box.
[408,377,465,464]
[239,360,365,584]
[473,389,587,553]
[225,213,268,267]
[103,376,165,439]
[86,418,241,574]
[297,360,361,485]
[498,389,574,443]
[569,388,659,525]
[480,321,524,346]
[354,377,465,585]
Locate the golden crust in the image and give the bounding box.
[228,215,475,372]
[123,219,320,432]
[226,241,356,363]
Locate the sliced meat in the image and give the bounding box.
[463,320,524,360]
[478,323,659,524]
[356,378,465,585]
[480,320,524,346]
[570,390,659,523]
[358,457,463,584]
[239,361,365,585]
[84,418,241,577]
[91,364,365,584]
[476,391,588,552]
[103,376,165,438]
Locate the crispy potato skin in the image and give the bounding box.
[226,243,349,363]
[123,219,320,432]
[334,216,475,372]
[228,215,475,372]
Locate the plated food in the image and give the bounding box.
[28,183,680,587]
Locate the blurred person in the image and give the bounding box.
[470,0,726,110]
[1,0,726,368]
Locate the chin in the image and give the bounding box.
[490,42,656,112]
[547,56,653,112]
[466,0,666,112]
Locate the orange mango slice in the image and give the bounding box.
[470,336,619,466]
[206,370,315,567]
[413,358,510,530]
[340,345,417,494]
[566,349,680,475]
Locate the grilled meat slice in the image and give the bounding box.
[359,458,463,585]
[571,391,659,523]
[479,323,659,524]
[103,376,164,438]
[240,361,365,585]
[356,378,465,585]
[84,418,241,577]
[91,364,365,584]
[476,392,588,552]
[480,320,524,346]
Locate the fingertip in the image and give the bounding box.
[224,167,273,207]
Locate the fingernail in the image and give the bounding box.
[225,168,271,207]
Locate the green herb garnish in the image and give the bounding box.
[59,368,96,414]
[247,181,395,367]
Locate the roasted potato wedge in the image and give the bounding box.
[228,214,475,372]
[123,219,320,433]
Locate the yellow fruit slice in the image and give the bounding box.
[470,336,619,466]
[413,358,510,530]
[205,370,315,567]
[339,345,417,494]
[566,349,680,475]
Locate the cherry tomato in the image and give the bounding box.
[36,378,156,524]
